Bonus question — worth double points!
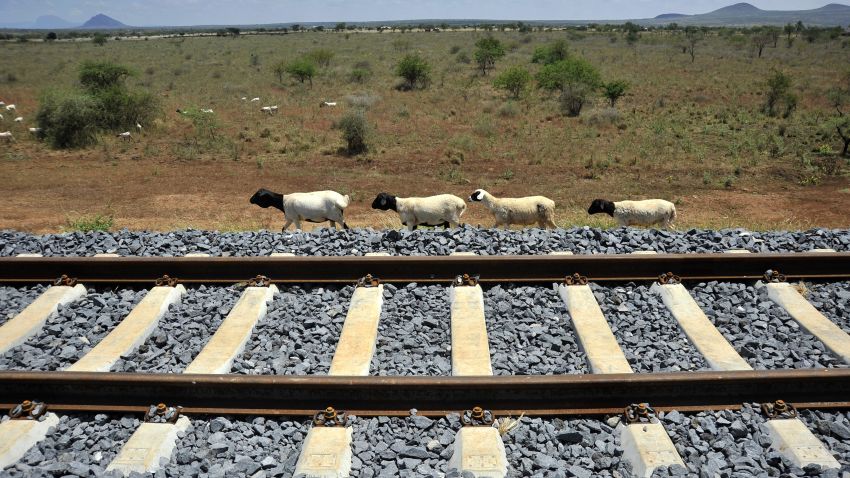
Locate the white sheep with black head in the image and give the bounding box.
[587,198,676,229]
[371,192,466,231]
[250,188,351,231]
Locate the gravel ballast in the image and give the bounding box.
[0,289,146,371]
[805,281,850,335]
[690,282,846,370]
[0,284,47,326]
[232,285,352,375]
[371,284,452,375]
[592,283,709,373]
[483,285,587,375]
[2,227,849,257]
[112,286,241,373]
[0,413,138,478]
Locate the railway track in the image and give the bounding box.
[0,251,849,477]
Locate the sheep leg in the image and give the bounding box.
[342,222,350,230]
[329,220,337,230]
[294,219,302,230]
[282,219,293,232]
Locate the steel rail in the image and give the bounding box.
[1,369,848,417]
[1,253,850,285]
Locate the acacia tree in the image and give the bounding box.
[493,66,531,98]
[826,71,850,156]
[395,54,431,90]
[684,27,704,63]
[473,36,505,75]
[763,70,796,118]
[531,39,569,65]
[537,57,602,116]
[285,58,317,87]
[602,80,629,107]
[751,28,772,58]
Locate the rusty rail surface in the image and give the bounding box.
[1,253,850,284]
[1,369,848,417]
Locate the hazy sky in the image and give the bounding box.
[0,0,842,25]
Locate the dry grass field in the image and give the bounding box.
[0,29,848,232]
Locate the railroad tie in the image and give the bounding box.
[558,282,685,476]
[66,285,186,372]
[0,283,87,355]
[106,284,277,476]
[0,411,60,469]
[651,283,752,371]
[655,279,839,470]
[765,282,850,364]
[183,285,279,374]
[447,278,507,477]
[556,283,632,374]
[295,281,384,477]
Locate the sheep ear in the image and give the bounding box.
[381,198,387,206]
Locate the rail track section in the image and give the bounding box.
[0,251,849,476]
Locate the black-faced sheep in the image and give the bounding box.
[587,198,676,229]
[371,192,466,231]
[250,188,350,231]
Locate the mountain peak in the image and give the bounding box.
[713,2,762,13]
[80,13,128,29]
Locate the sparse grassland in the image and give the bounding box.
[0,29,848,232]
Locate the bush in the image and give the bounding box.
[763,70,796,118]
[602,80,629,107]
[36,91,100,148]
[36,61,160,149]
[307,49,334,67]
[537,58,602,116]
[395,54,431,90]
[285,58,317,86]
[493,66,531,98]
[66,213,113,232]
[497,101,520,118]
[335,112,369,155]
[473,36,505,74]
[531,39,569,65]
[92,33,107,46]
[348,67,372,84]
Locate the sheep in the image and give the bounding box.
[320,101,337,107]
[371,192,466,231]
[0,131,13,141]
[241,97,247,101]
[587,198,677,229]
[250,188,350,231]
[5,104,15,111]
[200,109,214,114]
[136,122,142,134]
[469,189,557,230]
[13,117,23,123]
[0,114,3,121]
[260,105,279,115]
[250,97,260,102]
[28,127,42,134]
[0,101,5,107]
[116,131,132,141]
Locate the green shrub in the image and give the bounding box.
[285,58,317,86]
[763,70,796,118]
[531,39,569,65]
[36,90,100,148]
[66,213,113,232]
[37,61,159,149]
[307,48,334,67]
[92,33,107,46]
[348,67,372,84]
[335,111,369,155]
[602,80,629,107]
[473,36,505,74]
[395,54,431,90]
[537,58,602,116]
[494,66,531,98]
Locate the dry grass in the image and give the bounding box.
[0,31,848,233]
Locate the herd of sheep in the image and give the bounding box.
[249,188,678,231]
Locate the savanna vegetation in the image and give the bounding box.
[0,24,849,232]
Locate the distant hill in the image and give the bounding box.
[655,13,687,19]
[32,15,75,29]
[80,14,128,29]
[641,2,850,26]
